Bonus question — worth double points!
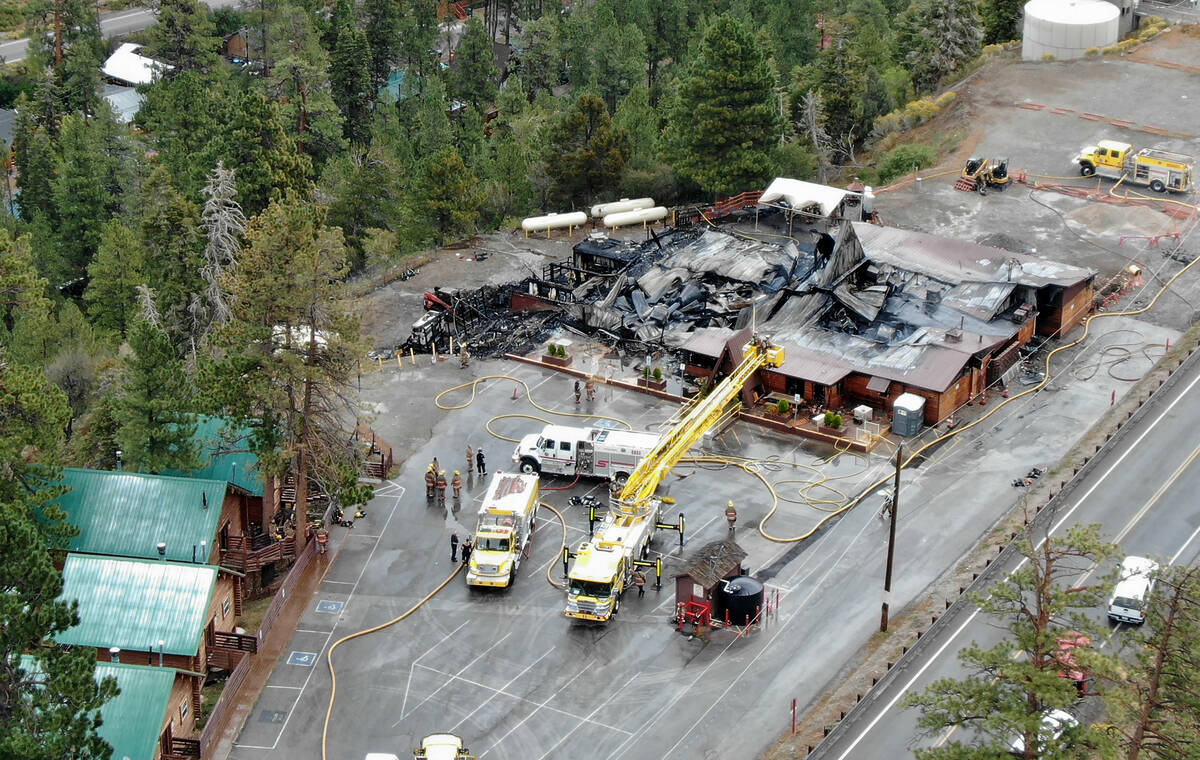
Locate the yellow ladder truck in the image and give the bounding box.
[1075,139,1194,193]
[465,472,539,588]
[562,335,785,622]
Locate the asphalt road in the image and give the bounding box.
[809,350,1200,760]
[0,0,240,64]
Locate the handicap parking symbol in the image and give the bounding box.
[316,600,344,614]
[287,651,318,667]
[593,419,620,429]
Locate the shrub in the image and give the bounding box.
[777,398,790,415]
[1101,45,1120,55]
[652,366,663,381]
[933,91,957,109]
[642,365,652,379]
[1040,53,1056,61]
[1118,39,1138,52]
[822,411,843,429]
[1085,47,1100,56]
[878,143,937,184]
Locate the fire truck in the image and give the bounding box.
[512,425,660,481]
[1075,139,1194,193]
[365,733,474,759]
[466,472,539,588]
[563,335,784,622]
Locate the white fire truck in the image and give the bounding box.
[466,472,539,588]
[512,424,659,482]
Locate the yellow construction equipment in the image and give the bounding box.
[563,334,784,622]
[955,157,1010,193]
[1075,139,1194,193]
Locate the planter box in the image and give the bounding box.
[542,354,573,367]
[637,378,667,390]
[818,425,845,436]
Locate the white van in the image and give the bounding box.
[1107,556,1159,624]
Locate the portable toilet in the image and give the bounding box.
[892,393,926,437]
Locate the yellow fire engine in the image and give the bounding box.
[1075,139,1194,193]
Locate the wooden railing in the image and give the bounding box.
[169,737,201,758]
[221,534,292,573]
[198,651,251,755]
[212,630,259,654]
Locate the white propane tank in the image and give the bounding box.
[603,206,668,228]
[521,211,588,234]
[590,197,654,218]
[862,187,875,215]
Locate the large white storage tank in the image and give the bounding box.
[1022,0,1119,61]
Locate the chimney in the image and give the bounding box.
[109,647,120,663]
[202,491,208,510]
[158,640,165,667]
[200,540,207,563]
[156,542,167,559]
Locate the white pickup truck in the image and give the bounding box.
[512,424,659,483]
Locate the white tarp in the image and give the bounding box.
[759,177,851,217]
[101,43,168,86]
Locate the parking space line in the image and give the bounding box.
[411,663,634,738]
[266,685,302,690]
[396,633,513,724]
[539,673,639,760]
[450,647,557,732]
[1170,522,1200,564]
[296,629,333,634]
[478,660,595,758]
[324,580,355,585]
[400,621,469,718]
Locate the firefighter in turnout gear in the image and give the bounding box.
[435,470,448,504]
[424,466,436,499]
[452,471,463,499]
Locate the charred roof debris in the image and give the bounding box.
[399,179,1096,421]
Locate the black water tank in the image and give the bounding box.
[719,576,764,626]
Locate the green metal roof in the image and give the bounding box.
[167,415,264,496]
[56,554,217,655]
[56,468,227,563]
[19,657,174,760]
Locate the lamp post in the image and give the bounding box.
[880,444,901,632]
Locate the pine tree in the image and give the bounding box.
[415,146,483,246]
[0,231,53,366]
[84,220,145,336]
[902,523,1121,759]
[668,13,783,197]
[542,94,630,207]
[10,102,55,224]
[330,26,373,144]
[0,359,117,760]
[207,195,366,544]
[896,0,982,94]
[52,114,112,278]
[146,0,221,75]
[451,17,499,113]
[363,0,403,91]
[216,89,313,215]
[264,4,347,166]
[413,75,454,158]
[25,0,104,117]
[115,315,198,473]
[197,163,245,339]
[613,83,659,170]
[68,367,124,470]
[980,0,1024,45]
[812,17,868,154]
[136,71,227,199]
[136,166,204,340]
[396,0,438,92]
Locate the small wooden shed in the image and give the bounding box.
[673,539,747,627]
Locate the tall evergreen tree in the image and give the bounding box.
[0,231,53,366]
[216,89,313,215]
[363,0,403,91]
[980,0,1024,45]
[52,114,112,278]
[667,13,783,197]
[895,0,982,94]
[84,220,145,336]
[136,166,204,340]
[396,0,438,92]
[413,75,454,158]
[146,0,222,76]
[451,17,499,113]
[542,94,630,207]
[812,17,869,155]
[330,26,373,144]
[903,523,1121,759]
[0,359,118,760]
[137,72,227,199]
[207,194,367,544]
[25,0,103,116]
[414,146,482,246]
[115,316,198,473]
[11,103,56,224]
[265,3,346,165]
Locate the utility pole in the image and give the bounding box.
[880,444,901,632]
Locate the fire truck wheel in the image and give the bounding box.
[613,598,620,616]
[1080,163,1095,177]
[519,458,540,474]
[1150,180,1166,193]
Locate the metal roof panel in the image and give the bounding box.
[166,415,264,496]
[56,554,217,655]
[56,469,227,562]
